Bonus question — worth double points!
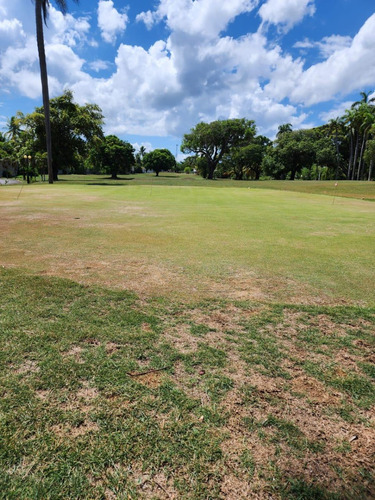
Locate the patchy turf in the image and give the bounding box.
[0,180,374,305]
[1,268,374,499]
[1,178,374,498]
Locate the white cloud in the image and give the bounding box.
[319,101,353,123]
[0,18,25,44]
[1,0,374,144]
[137,0,259,39]
[294,34,352,58]
[88,59,111,72]
[259,0,316,33]
[49,9,91,47]
[290,14,375,105]
[97,0,128,44]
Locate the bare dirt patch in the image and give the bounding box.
[135,371,164,389]
[13,360,40,375]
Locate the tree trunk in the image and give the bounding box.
[207,162,216,179]
[368,159,374,181]
[35,0,53,184]
[352,132,360,180]
[347,132,353,179]
[357,132,367,180]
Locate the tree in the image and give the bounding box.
[90,135,135,179]
[364,132,375,181]
[265,130,316,180]
[181,118,256,179]
[221,135,271,180]
[277,123,293,137]
[21,90,104,177]
[143,149,176,176]
[34,0,78,183]
[5,116,22,142]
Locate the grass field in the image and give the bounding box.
[0,176,374,498]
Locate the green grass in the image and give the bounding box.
[1,176,374,304]
[48,174,375,201]
[1,176,374,498]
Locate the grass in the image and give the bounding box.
[1,175,374,304]
[1,176,374,498]
[46,173,375,201]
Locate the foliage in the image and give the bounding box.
[142,148,176,176]
[181,118,256,179]
[19,90,104,178]
[221,135,271,180]
[263,129,339,180]
[89,135,135,179]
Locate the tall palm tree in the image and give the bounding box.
[34,0,77,183]
[5,116,21,142]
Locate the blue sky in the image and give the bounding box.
[1,0,375,157]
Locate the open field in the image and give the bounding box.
[1,177,375,304]
[58,174,375,201]
[0,177,374,498]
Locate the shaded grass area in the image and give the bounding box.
[53,174,375,201]
[1,268,374,499]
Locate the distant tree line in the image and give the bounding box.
[1,90,375,181]
[181,91,375,181]
[0,90,176,180]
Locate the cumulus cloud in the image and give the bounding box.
[290,14,375,105]
[0,18,26,45]
[259,0,316,33]
[49,9,91,47]
[1,0,374,142]
[136,0,259,39]
[97,0,128,44]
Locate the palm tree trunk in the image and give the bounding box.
[368,159,374,181]
[357,132,368,180]
[347,131,353,179]
[352,132,360,180]
[35,0,53,184]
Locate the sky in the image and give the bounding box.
[1,0,375,158]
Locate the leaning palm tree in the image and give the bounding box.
[34,0,77,183]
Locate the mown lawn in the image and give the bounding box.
[1,178,374,304]
[0,177,374,498]
[57,174,375,200]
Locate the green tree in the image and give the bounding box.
[276,123,293,137]
[34,0,78,184]
[364,136,375,181]
[143,149,176,176]
[90,135,135,179]
[265,130,316,180]
[21,90,103,177]
[5,116,22,142]
[181,118,256,179]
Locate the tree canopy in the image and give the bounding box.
[89,135,135,179]
[19,90,104,178]
[143,149,176,176]
[181,118,256,179]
